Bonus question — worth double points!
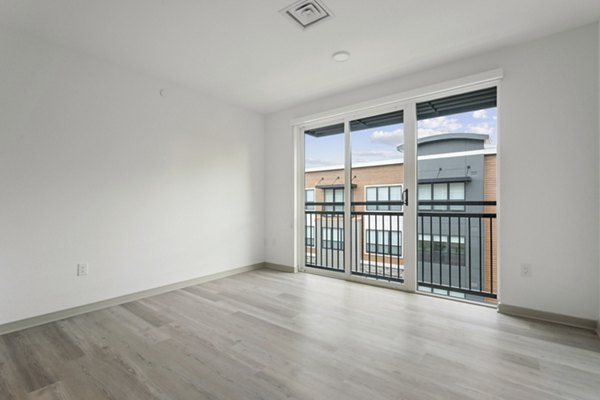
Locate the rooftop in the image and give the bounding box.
[397,132,489,152]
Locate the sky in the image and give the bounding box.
[305,108,497,169]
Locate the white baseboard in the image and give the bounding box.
[0,262,265,336]
[264,262,295,273]
[498,303,598,331]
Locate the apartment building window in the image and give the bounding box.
[323,188,344,212]
[322,227,344,250]
[305,188,315,211]
[365,185,402,211]
[418,182,465,211]
[366,230,402,256]
[305,225,315,247]
[418,234,465,265]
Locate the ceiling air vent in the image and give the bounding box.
[280,0,334,30]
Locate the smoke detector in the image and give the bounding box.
[280,0,334,30]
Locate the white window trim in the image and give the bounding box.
[293,68,502,295]
[291,69,502,127]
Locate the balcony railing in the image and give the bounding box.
[417,200,497,301]
[350,201,405,283]
[304,200,497,302]
[305,202,345,273]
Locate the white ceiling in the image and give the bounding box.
[1,0,599,113]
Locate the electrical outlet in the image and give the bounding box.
[521,263,532,278]
[77,263,89,276]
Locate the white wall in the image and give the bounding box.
[265,23,599,321]
[0,29,265,325]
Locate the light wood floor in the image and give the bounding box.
[1,270,599,400]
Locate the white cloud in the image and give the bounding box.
[370,128,404,147]
[472,110,487,119]
[417,116,463,137]
[417,115,496,138]
[466,123,494,135]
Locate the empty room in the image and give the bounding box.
[1,1,600,399]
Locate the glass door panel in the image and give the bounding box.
[415,87,498,303]
[350,110,405,283]
[304,123,345,272]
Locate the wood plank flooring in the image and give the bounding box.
[1,269,599,399]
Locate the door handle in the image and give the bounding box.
[402,188,408,207]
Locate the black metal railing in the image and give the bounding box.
[304,201,405,280]
[304,200,497,301]
[350,201,405,283]
[417,200,496,300]
[305,202,345,272]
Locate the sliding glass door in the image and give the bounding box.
[297,78,499,299]
[301,103,417,291]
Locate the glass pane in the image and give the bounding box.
[305,189,315,211]
[390,186,402,200]
[366,188,376,200]
[377,187,389,200]
[324,189,334,202]
[304,122,345,272]
[433,183,447,210]
[367,230,375,244]
[416,89,498,302]
[334,188,344,212]
[391,231,399,246]
[418,184,431,200]
[433,183,447,199]
[449,183,464,200]
[305,226,315,247]
[378,187,389,211]
[378,230,386,245]
[366,187,376,211]
[449,182,465,211]
[306,189,314,202]
[350,109,404,281]
[390,185,402,211]
[418,184,431,210]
